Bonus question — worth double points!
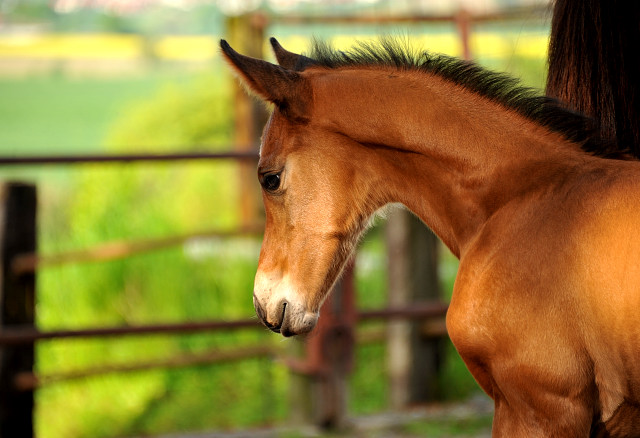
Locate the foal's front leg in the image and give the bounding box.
[491,395,593,437]
[448,258,596,437]
[459,353,593,437]
[488,357,595,438]
[449,310,595,436]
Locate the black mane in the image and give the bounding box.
[303,38,621,158]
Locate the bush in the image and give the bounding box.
[36,71,285,438]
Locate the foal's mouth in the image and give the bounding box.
[254,297,294,336]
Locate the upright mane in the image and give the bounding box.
[303,38,621,158]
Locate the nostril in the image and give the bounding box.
[270,300,287,332]
[253,295,289,333]
[265,300,288,333]
[253,294,267,322]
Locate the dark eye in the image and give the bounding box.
[261,173,281,192]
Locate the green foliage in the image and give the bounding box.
[438,341,482,401]
[482,55,547,91]
[104,73,233,151]
[349,342,389,414]
[26,48,550,436]
[38,72,243,326]
[35,71,282,438]
[30,65,484,436]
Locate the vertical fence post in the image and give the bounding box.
[386,208,443,409]
[386,208,411,409]
[225,13,269,227]
[455,8,473,60]
[288,262,356,430]
[0,182,37,438]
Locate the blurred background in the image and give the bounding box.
[0,0,550,437]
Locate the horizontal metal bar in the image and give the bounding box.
[276,13,455,24]
[11,224,264,275]
[0,303,448,346]
[13,320,450,391]
[0,319,264,346]
[0,151,259,166]
[13,344,277,391]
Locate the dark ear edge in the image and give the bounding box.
[220,39,296,105]
[220,39,311,122]
[269,37,317,71]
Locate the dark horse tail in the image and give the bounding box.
[546,0,640,158]
[548,5,640,436]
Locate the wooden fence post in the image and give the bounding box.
[225,13,269,227]
[386,208,443,408]
[455,8,472,60]
[0,182,37,438]
[288,262,356,430]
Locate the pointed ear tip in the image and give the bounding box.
[219,39,233,54]
[269,37,283,52]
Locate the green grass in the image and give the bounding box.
[0,75,170,155]
[402,415,493,437]
[0,71,201,188]
[275,411,493,438]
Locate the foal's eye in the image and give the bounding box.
[261,173,281,192]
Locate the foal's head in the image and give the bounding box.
[221,39,383,336]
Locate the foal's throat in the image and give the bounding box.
[313,68,582,257]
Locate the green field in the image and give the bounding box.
[0,35,549,437]
[0,76,160,154]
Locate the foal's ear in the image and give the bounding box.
[220,39,310,120]
[269,37,316,71]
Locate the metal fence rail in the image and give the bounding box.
[0,148,453,434]
[11,224,264,275]
[0,151,259,166]
[0,302,448,347]
[1,303,448,392]
[0,172,449,435]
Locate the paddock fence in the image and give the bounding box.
[0,151,449,437]
[0,5,550,436]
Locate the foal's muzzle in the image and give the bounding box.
[253,293,319,337]
[253,294,290,335]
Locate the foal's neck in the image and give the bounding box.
[312,68,588,257]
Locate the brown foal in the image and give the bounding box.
[221,38,640,436]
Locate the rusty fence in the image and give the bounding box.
[0,151,449,437]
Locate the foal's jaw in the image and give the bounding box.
[253,271,320,336]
